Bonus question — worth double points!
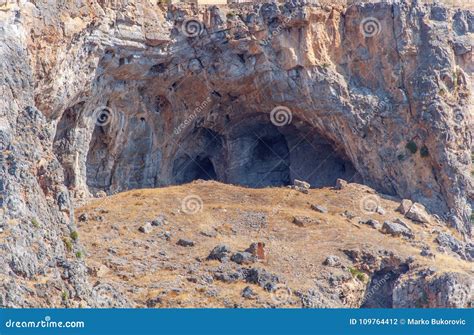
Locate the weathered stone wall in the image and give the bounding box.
[0,0,472,307]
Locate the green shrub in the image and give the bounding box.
[406,140,418,154]
[63,238,73,252]
[61,291,69,301]
[70,231,79,241]
[397,154,405,161]
[31,218,39,228]
[75,251,83,259]
[349,267,367,282]
[420,146,429,157]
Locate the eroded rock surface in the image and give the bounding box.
[0,0,472,307]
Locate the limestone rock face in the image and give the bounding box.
[393,272,473,308]
[0,0,472,307]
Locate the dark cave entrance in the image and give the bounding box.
[225,124,291,187]
[361,263,409,308]
[170,116,359,188]
[79,110,360,192]
[171,128,224,184]
[173,155,218,184]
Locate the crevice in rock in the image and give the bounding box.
[361,263,409,308]
[53,103,85,189]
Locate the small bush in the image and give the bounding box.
[420,146,429,157]
[406,140,418,154]
[31,218,39,228]
[75,251,83,259]
[397,154,405,161]
[61,291,69,301]
[63,238,73,252]
[349,267,367,282]
[70,231,79,241]
[356,273,366,282]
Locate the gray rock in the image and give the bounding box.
[241,286,257,299]
[405,203,430,223]
[420,247,435,258]
[342,210,356,220]
[151,214,167,226]
[78,213,88,222]
[207,245,232,262]
[241,268,280,291]
[393,218,411,229]
[435,232,464,254]
[231,252,256,265]
[396,199,413,215]
[200,229,217,238]
[214,271,242,283]
[323,255,341,267]
[293,179,310,189]
[381,221,414,239]
[376,206,386,215]
[393,272,472,308]
[334,178,347,190]
[311,204,328,213]
[360,219,381,229]
[465,243,474,262]
[146,296,162,307]
[1,0,472,308]
[176,239,195,247]
[138,222,153,234]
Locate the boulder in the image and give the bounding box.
[231,252,256,265]
[381,221,414,239]
[323,255,341,267]
[405,203,430,223]
[293,179,310,189]
[176,239,195,247]
[435,232,464,253]
[138,222,153,234]
[311,204,328,214]
[241,286,257,299]
[376,206,386,215]
[342,210,356,220]
[396,199,413,215]
[334,178,347,190]
[95,191,107,198]
[151,214,167,226]
[360,219,381,229]
[241,268,280,291]
[207,244,232,262]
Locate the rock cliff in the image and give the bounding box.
[0,0,472,307]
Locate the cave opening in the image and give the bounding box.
[171,128,224,185]
[173,155,217,184]
[361,263,409,308]
[80,110,360,193]
[231,129,291,187]
[169,116,359,189]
